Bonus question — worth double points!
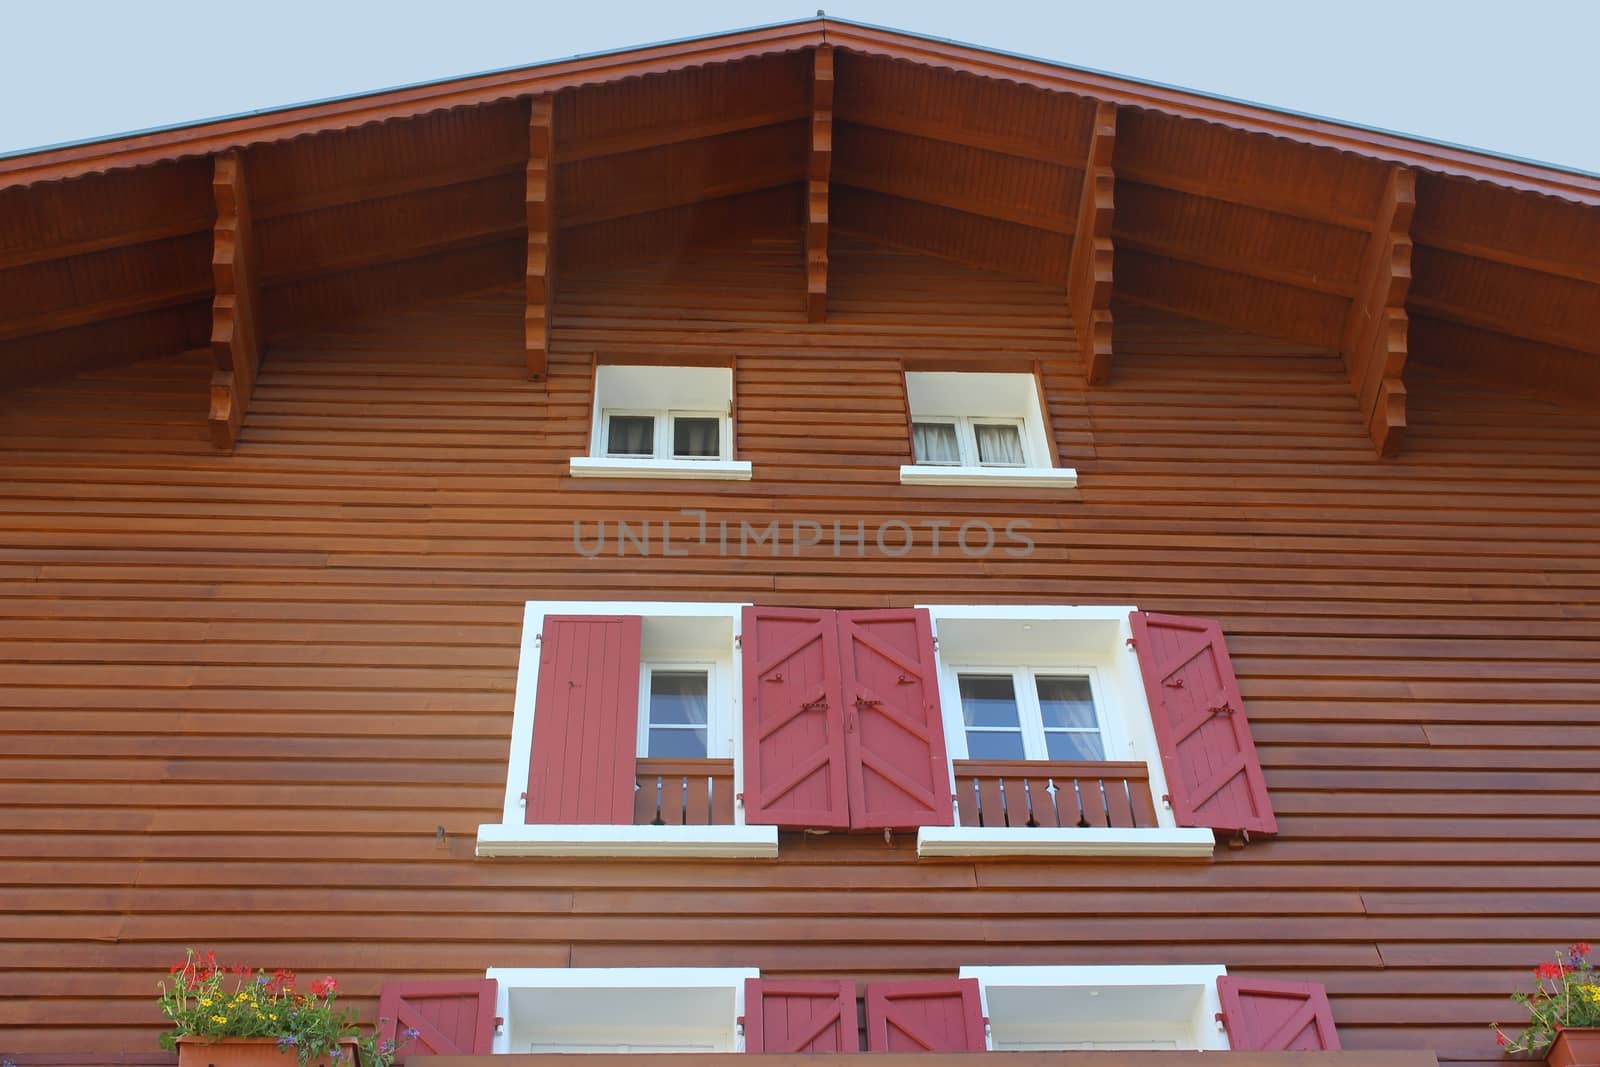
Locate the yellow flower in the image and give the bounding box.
[199,998,213,1007]
[211,1015,228,1024]
[267,1014,278,1022]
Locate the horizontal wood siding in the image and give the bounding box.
[0,236,1596,1066]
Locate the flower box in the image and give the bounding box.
[176,1037,359,1067]
[1549,1029,1600,1067]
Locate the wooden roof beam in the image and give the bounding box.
[526,95,554,380]
[1342,166,1414,457]
[806,46,834,322]
[1069,101,1116,385]
[208,152,262,450]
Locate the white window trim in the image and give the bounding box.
[638,660,723,759]
[915,603,1215,860]
[961,965,1231,1052]
[574,365,750,481]
[488,967,758,1054]
[476,600,777,859]
[913,414,1028,467]
[901,371,1075,488]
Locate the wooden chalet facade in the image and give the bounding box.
[2,16,1599,1067]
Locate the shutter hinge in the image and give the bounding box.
[1125,636,1136,650]
[1215,1011,1227,1032]
[1227,829,1251,850]
[1161,793,1172,810]
[734,634,742,650]
[495,1016,506,1035]
[519,792,528,808]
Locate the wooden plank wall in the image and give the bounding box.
[1,235,1597,1067]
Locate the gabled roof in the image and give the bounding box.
[1,16,1597,451]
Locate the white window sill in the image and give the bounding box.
[476,823,778,859]
[569,457,752,480]
[899,464,1078,489]
[917,826,1215,859]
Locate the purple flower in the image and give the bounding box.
[278,1036,297,1047]
[403,1029,420,1041]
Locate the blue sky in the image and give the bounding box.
[3,0,1596,173]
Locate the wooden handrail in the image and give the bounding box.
[951,759,1159,830]
[634,758,736,827]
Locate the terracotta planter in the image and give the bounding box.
[176,1037,359,1067]
[1549,1029,1600,1067]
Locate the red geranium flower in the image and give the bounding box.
[310,976,338,998]
[1535,962,1569,980]
[1573,942,1592,957]
[1497,1032,1508,1047]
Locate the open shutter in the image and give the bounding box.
[836,608,954,829]
[741,606,850,829]
[378,978,498,1057]
[1129,611,1276,835]
[865,978,986,1052]
[525,614,643,824]
[743,978,859,1053]
[1217,976,1341,1050]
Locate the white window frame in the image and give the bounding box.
[916,603,1215,859]
[637,660,725,759]
[476,601,777,859]
[572,365,751,480]
[947,664,1120,763]
[901,371,1076,488]
[487,967,758,1054]
[961,965,1231,1052]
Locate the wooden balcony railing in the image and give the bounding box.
[633,757,736,826]
[951,759,1159,829]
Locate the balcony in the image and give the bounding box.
[634,757,737,826]
[950,759,1159,829]
[420,1051,1440,1067]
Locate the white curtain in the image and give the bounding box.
[674,417,720,459]
[975,423,1026,466]
[607,415,654,456]
[914,422,961,464]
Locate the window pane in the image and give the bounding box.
[959,675,1020,727]
[1044,730,1106,761]
[1036,676,1097,729]
[913,421,961,465]
[649,671,709,725]
[607,415,655,457]
[966,730,1027,761]
[975,422,1026,466]
[648,727,709,759]
[673,417,720,459]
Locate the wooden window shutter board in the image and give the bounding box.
[1217,976,1341,1050]
[526,615,643,824]
[835,607,955,830]
[378,978,498,1057]
[865,978,986,1052]
[740,606,851,828]
[743,978,860,1053]
[1129,610,1277,837]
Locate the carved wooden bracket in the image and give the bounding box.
[209,152,262,450]
[1069,101,1116,385]
[806,46,834,322]
[1343,167,1414,457]
[527,94,554,379]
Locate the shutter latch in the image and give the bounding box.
[1209,702,1234,716]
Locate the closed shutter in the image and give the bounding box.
[743,978,859,1053]
[741,606,850,829]
[1217,976,1341,1050]
[1129,611,1277,835]
[377,978,498,1057]
[836,608,954,829]
[865,978,986,1052]
[525,615,643,824]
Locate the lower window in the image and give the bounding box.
[487,968,757,1053]
[961,964,1232,1051]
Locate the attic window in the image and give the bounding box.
[900,372,1076,488]
[570,364,751,480]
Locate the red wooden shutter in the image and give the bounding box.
[743,978,860,1053]
[378,978,498,1057]
[1217,976,1341,1050]
[1129,611,1277,835]
[525,614,643,824]
[741,606,850,828]
[865,978,986,1052]
[836,608,954,829]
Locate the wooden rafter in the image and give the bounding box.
[209,152,262,450]
[1068,101,1116,385]
[526,95,554,379]
[1342,167,1414,457]
[806,46,834,322]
